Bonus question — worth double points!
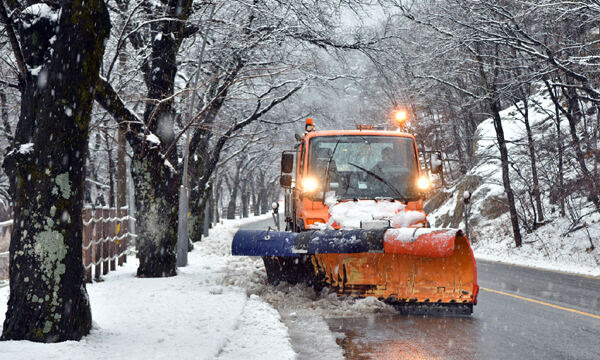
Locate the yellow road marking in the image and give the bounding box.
[480,287,600,320]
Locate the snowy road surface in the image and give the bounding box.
[242,217,600,360]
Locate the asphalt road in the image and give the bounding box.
[240,217,600,359]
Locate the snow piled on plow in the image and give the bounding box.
[310,198,426,229]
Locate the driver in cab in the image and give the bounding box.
[372,146,396,175]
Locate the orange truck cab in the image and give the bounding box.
[280,123,431,232]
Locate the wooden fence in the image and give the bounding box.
[0,207,136,283]
[0,220,14,282]
[82,207,136,282]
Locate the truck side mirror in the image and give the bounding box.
[280,174,292,187]
[430,153,443,174]
[281,152,294,174]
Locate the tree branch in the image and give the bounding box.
[94,76,160,156]
[0,78,18,88]
[198,84,302,188]
[0,0,26,83]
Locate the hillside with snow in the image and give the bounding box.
[426,89,600,276]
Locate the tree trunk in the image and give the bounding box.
[208,192,214,228]
[490,100,522,247]
[128,0,195,275]
[2,1,110,342]
[563,86,600,212]
[227,187,238,220]
[116,52,128,211]
[256,189,264,215]
[188,145,211,242]
[450,118,466,174]
[556,103,565,216]
[188,184,210,243]
[116,128,127,210]
[105,135,115,208]
[214,180,221,223]
[131,156,178,277]
[0,90,10,137]
[241,183,249,218]
[523,107,544,224]
[259,186,269,215]
[475,48,522,247]
[515,96,544,224]
[544,81,566,216]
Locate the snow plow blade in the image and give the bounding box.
[232,228,478,314]
[231,230,298,257]
[311,228,478,314]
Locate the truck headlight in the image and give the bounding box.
[417,176,431,190]
[302,177,319,192]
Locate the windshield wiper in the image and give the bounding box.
[347,162,408,203]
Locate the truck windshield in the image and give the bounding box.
[308,135,419,201]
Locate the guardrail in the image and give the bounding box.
[0,207,136,283]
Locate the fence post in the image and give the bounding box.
[82,208,93,283]
[108,208,116,271]
[102,207,110,275]
[93,208,102,281]
[118,207,128,265]
[117,207,123,266]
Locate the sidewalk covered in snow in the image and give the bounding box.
[0,215,295,360]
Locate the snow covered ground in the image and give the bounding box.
[0,214,296,360]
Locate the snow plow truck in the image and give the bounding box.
[232,118,479,315]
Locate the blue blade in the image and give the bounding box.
[310,229,376,253]
[295,229,385,254]
[232,230,298,257]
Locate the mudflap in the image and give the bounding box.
[262,255,320,286]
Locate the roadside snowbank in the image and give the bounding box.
[428,90,600,277]
[195,214,399,360]
[472,213,600,277]
[0,214,295,360]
